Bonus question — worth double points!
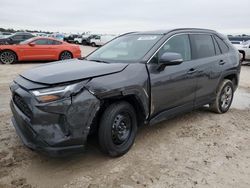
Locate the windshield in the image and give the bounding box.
[86,34,162,63]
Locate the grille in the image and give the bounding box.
[13,94,32,118]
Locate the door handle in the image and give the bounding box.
[187,68,197,74]
[219,60,226,65]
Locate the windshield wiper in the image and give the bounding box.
[88,59,110,64]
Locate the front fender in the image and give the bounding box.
[85,63,150,119]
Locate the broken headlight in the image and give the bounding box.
[31,82,85,103]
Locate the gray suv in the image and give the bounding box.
[10,28,241,157]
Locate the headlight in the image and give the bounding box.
[32,82,85,103]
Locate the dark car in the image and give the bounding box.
[0,32,34,45]
[0,32,12,38]
[10,28,241,157]
[228,36,250,42]
[86,34,99,45]
[63,34,80,43]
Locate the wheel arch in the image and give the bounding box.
[238,50,245,60]
[218,72,239,91]
[89,94,147,135]
[58,50,73,60]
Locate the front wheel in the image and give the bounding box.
[0,50,17,64]
[98,102,137,157]
[209,79,234,114]
[91,42,96,47]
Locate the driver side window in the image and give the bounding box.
[151,34,191,64]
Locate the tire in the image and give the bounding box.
[91,42,96,47]
[239,51,245,62]
[82,40,87,45]
[98,101,137,157]
[0,50,17,64]
[242,52,245,61]
[59,51,73,60]
[209,79,234,114]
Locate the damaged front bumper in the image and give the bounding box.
[10,80,100,157]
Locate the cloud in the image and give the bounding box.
[0,0,249,34]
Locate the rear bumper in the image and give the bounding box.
[10,101,85,157]
[74,52,82,59]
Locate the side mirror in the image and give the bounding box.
[29,42,35,46]
[159,52,183,65]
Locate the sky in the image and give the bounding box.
[0,0,249,35]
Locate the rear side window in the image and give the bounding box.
[52,40,62,45]
[190,34,215,59]
[214,36,229,54]
[47,39,62,45]
[24,35,32,39]
[34,39,48,45]
[12,35,24,40]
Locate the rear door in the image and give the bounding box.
[189,34,226,107]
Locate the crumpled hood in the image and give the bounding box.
[20,59,128,85]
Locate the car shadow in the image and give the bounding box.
[32,106,212,164]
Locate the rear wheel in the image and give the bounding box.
[59,51,72,60]
[239,51,245,62]
[209,79,234,113]
[98,102,137,157]
[91,42,96,47]
[0,50,17,64]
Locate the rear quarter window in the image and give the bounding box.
[47,39,62,45]
[53,41,62,45]
[214,35,229,54]
[212,36,221,55]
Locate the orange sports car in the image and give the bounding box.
[0,37,82,64]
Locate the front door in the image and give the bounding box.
[147,34,197,119]
[20,39,55,60]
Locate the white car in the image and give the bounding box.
[74,36,82,44]
[74,34,90,45]
[90,35,116,47]
[231,40,250,60]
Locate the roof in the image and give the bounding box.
[29,36,64,42]
[124,28,217,35]
[14,32,34,35]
